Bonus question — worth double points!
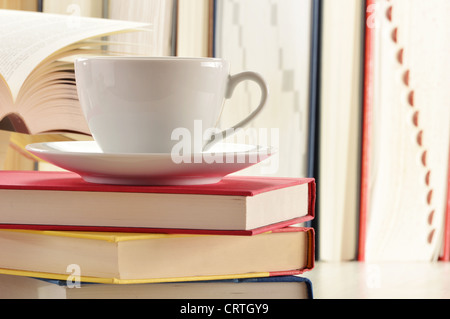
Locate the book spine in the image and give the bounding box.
[308,179,316,221]
[440,141,450,261]
[358,0,376,262]
[0,221,311,236]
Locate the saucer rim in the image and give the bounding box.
[25,141,276,158]
[25,141,276,186]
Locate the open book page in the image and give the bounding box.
[0,9,149,101]
[364,0,450,261]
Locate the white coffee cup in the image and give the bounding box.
[74,56,268,154]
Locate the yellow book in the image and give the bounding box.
[0,227,314,284]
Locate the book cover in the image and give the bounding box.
[0,227,315,284]
[358,0,376,262]
[0,274,313,299]
[441,142,450,261]
[0,170,315,234]
[316,0,365,262]
[305,0,321,233]
[214,0,313,178]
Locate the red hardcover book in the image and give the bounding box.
[440,142,450,261]
[358,0,376,262]
[0,170,315,235]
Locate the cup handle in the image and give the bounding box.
[204,71,268,150]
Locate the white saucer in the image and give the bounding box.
[26,141,275,186]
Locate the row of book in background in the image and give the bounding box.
[210,0,450,263]
[0,1,319,301]
[0,0,448,300]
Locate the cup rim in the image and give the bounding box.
[75,56,226,63]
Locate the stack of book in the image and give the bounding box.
[0,7,317,301]
[0,170,316,299]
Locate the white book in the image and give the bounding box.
[214,0,313,178]
[43,0,104,18]
[108,0,174,57]
[318,0,365,261]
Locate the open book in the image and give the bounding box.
[359,0,450,262]
[0,9,149,135]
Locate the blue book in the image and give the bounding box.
[0,274,313,299]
